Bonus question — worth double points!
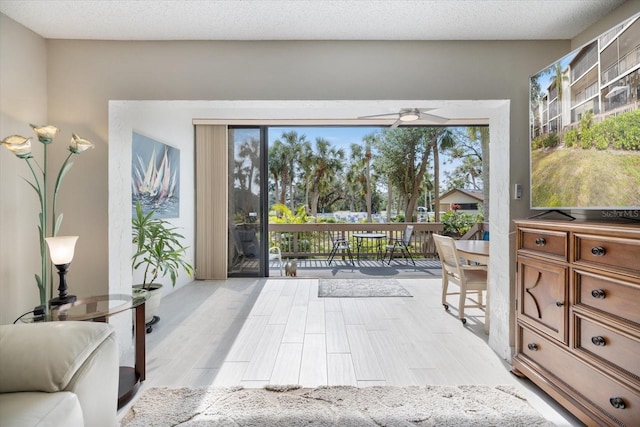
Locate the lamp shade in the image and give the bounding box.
[45,236,79,265]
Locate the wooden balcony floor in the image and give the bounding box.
[268,257,443,279]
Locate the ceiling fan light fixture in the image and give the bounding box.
[399,109,420,122]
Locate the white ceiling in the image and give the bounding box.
[0,0,628,41]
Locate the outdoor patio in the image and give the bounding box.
[269,257,443,279]
[233,221,490,279]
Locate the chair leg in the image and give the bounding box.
[403,243,415,265]
[441,274,449,310]
[459,287,467,323]
[328,246,337,265]
[387,245,397,265]
[278,258,283,276]
[346,247,355,266]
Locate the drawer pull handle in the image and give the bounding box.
[535,237,546,246]
[591,289,606,299]
[590,246,606,257]
[555,301,564,307]
[527,343,538,351]
[609,397,626,409]
[591,336,606,346]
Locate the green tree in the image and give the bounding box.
[548,62,569,132]
[307,137,345,219]
[431,128,456,222]
[275,131,307,210]
[268,140,287,208]
[349,133,378,221]
[239,137,260,191]
[530,75,543,139]
[465,126,489,218]
[375,128,452,222]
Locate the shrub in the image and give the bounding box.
[531,136,544,150]
[542,133,559,148]
[594,134,609,150]
[441,211,479,237]
[564,129,578,148]
[580,128,593,149]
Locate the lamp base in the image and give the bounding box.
[49,294,77,307]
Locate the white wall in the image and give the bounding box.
[109,102,196,297]
[0,14,48,324]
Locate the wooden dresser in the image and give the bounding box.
[513,219,640,426]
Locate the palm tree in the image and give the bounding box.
[268,140,287,208]
[431,128,455,223]
[466,126,490,218]
[549,62,568,132]
[298,139,314,209]
[307,137,344,219]
[239,137,260,191]
[344,167,358,212]
[349,133,377,222]
[278,131,307,211]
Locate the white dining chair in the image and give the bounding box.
[433,234,487,325]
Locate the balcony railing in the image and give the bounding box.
[601,45,640,85]
[267,222,444,260]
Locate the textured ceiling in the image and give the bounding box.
[0,0,628,41]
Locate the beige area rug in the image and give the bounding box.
[121,385,554,426]
[318,278,412,297]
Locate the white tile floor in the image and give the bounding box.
[117,277,583,426]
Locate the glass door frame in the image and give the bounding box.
[228,126,271,277]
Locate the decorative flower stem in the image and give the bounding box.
[24,157,47,305]
[1,126,93,307]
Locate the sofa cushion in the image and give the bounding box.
[0,391,84,427]
[0,322,114,393]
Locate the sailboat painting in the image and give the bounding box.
[131,132,180,218]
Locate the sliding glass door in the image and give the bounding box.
[228,127,266,276]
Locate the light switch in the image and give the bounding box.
[514,184,522,199]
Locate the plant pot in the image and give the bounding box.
[133,284,162,331]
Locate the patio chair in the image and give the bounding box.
[326,226,354,266]
[268,246,283,276]
[383,225,415,265]
[433,234,487,325]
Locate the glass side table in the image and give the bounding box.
[51,294,146,409]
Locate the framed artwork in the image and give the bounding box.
[131,132,180,218]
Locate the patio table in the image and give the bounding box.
[352,233,387,264]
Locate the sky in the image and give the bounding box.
[267,126,380,150]
[267,126,462,183]
[232,126,466,188]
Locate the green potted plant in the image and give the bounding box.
[131,201,194,330]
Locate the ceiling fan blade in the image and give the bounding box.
[418,112,449,123]
[390,119,402,128]
[358,112,400,119]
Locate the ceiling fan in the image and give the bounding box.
[358,108,448,128]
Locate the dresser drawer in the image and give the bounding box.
[574,233,640,278]
[574,314,640,380]
[518,227,568,261]
[517,257,568,343]
[574,270,640,325]
[519,326,640,427]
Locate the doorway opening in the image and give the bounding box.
[228,124,489,278]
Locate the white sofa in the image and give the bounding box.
[0,321,119,427]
